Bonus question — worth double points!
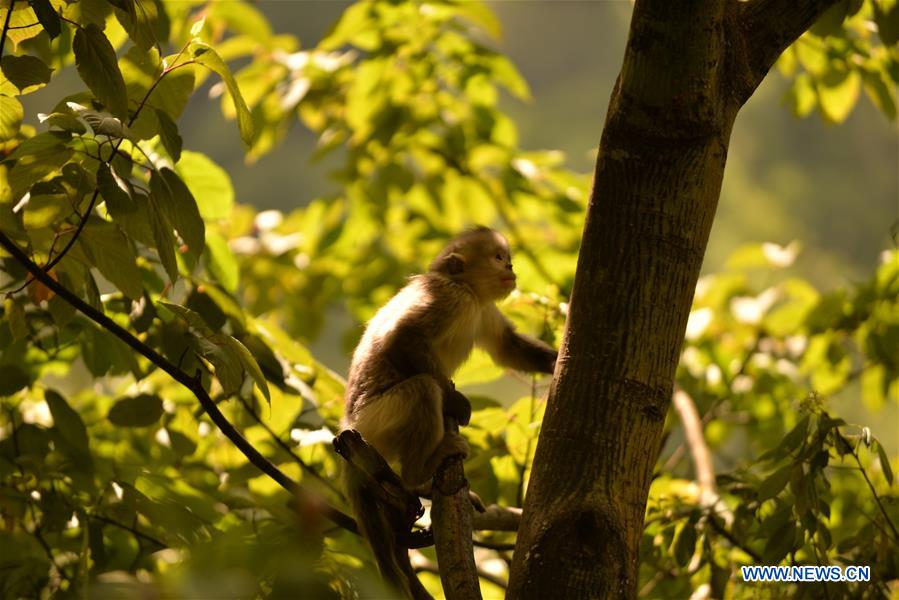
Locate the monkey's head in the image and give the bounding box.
[430,226,516,301]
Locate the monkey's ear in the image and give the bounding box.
[433,252,466,275]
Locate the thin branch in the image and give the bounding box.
[472,505,521,532]
[672,388,716,499]
[0,231,359,537]
[236,394,344,498]
[851,449,899,543]
[16,57,194,290]
[89,514,166,549]
[707,513,762,562]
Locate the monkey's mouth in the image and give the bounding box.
[501,276,516,286]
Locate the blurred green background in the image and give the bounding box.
[182,1,897,286]
[22,1,897,287]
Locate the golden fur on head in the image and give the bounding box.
[429,226,516,301]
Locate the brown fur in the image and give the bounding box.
[341,227,557,597]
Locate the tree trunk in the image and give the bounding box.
[507,0,839,597]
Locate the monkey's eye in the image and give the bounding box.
[495,253,503,261]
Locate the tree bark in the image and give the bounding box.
[506,0,839,597]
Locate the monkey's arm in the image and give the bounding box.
[384,323,471,425]
[478,306,557,374]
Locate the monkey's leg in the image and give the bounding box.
[351,375,447,487]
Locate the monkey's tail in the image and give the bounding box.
[344,471,433,600]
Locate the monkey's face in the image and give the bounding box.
[462,233,516,301]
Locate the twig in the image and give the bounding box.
[15,56,194,291]
[89,514,166,549]
[236,394,343,498]
[707,513,761,562]
[672,388,716,499]
[0,231,359,537]
[851,448,899,543]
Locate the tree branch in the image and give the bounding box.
[737,0,842,92]
[236,394,344,499]
[431,417,481,599]
[0,231,358,536]
[671,389,717,503]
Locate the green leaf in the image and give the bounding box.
[816,68,861,124]
[119,46,196,120]
[779,415,810,456]
[73,24,129,119]
[166,427,197,457]
[79,221,144,299]
[45,389,90,453]
[672,523,697,567]
[147,196,178,282]
[862,71,897,121]
[189,41,254,145]
[149,168,205,256]
[875,440,894,486]
[174,151,233,220]
[0,55,53,93]
[0,95,23,140]
[31,0,61,40]
[874,0,899,45]
[204,231,238,292]
[5,297,28,341]
[97,165,154,246]
[0,364,29,395]
[108,394,164,427]
[155,108,182,162]
[226,336,270,403]
[758,464,792,501]
[37,110,86,134]
[7,132,74,199]
[833,431,853,456]
[113,0,158,51]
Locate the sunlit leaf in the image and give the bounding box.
[816,68,861,124]
[174,151,233,220]
[73,24,129,119]
[189,41,254,145]
[0,95,23,140]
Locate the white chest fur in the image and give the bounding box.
[433,297,481,375]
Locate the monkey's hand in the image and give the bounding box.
[443,386,472,426]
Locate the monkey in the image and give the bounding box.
[340,226,557,598]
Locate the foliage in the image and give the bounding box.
[0,0,896,598]
[779,0,899,122]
